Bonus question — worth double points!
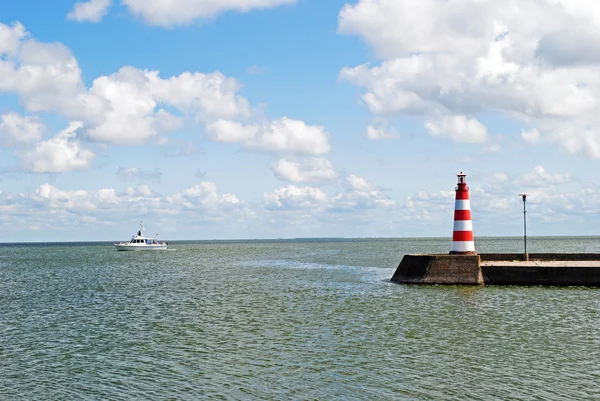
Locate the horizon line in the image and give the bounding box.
[1,234,598,244]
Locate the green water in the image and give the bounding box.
[2,237,600,400]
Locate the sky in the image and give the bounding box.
[1,0,600,242]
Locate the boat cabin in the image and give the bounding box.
[130,238,160,244]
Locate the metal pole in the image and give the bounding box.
[523,196,527,257]
[518,193,529,261]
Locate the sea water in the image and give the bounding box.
[1,237,600,400]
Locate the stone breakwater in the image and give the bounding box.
[391,253,600,286]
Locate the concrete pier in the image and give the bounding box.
[391,253,600,286]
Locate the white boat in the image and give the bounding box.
[114,222,168,251]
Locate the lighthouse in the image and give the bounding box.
[450,172,476,254]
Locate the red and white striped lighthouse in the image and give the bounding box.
[450,172,476,254]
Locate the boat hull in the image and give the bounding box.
[114,243,168,251]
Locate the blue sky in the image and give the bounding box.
[1,0,600,242]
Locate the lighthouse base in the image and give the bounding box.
[391,254,483,285]
[449,251,477,255]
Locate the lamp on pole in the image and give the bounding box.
[518,193,530,261]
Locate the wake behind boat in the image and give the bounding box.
[114,222,168,251]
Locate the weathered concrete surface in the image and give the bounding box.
[392,253,600,286]
[481,261,600,266]
[479,253,600,262]
[481,260,600,286]
[391,254,483,285]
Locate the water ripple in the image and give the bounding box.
[2,238,600,399]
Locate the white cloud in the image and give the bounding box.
[116,166,162,184]
[23,181,244,221]
[154,109,185,133]
[0,23,252,146]
[0,22,27,56]
[404,189,455,223]
[271,157,337,183]
[80,67,248,145]
[346,174,376,192]
[0,21,329,162]
[16,121,95,173]
[167,182,242,213]
[263,174,394,213]
[339,0,483,59]
[263,185,328,210]
[149,70,250,120]
[208,117,331,155]
[122,0,297,27]
[36,183,109,211]
[248,118,331,154]
[522,128,540,143]
[338,0,600,157]
[0,112,46,147]
[207,119,258,143]
[334,174,395,210]
[425,115,488,143]
[542,123,600,158]
[137,184,154,197]
[125,184,155,198]
[3,165,597,239]
[0,179,266,240]
[67,0,112,23]
[3,39,84,113]
[366,125,398,140]
[520,165,571,188]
